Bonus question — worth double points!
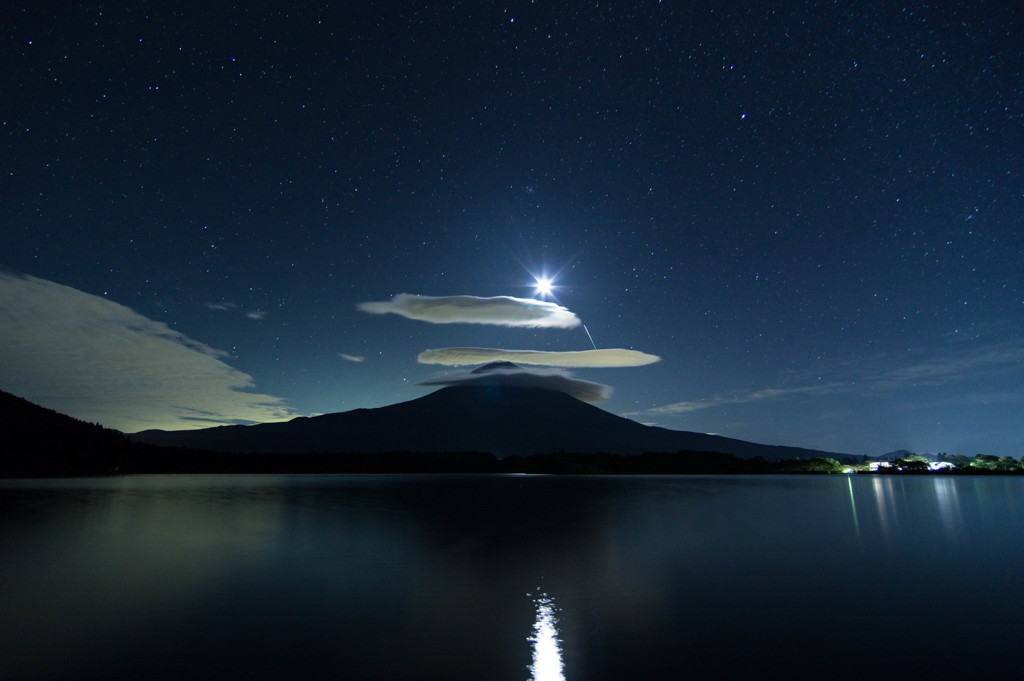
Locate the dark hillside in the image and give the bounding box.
[0,390,131,475]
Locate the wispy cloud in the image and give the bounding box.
[868,342,1024,389]
[0,272,299,431]
[418,346,660,368]
[339,353,365,362]
[647,383,848,415]
[418,362,611,402]
[358,293,580,328]
[645,340,1024,417]
[209,301,266,320]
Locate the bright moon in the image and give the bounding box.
[535,277,554,296]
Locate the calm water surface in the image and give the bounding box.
[2,474,1022,680]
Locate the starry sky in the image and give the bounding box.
[2,1,1022,457]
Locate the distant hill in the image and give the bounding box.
[134,385,848,461]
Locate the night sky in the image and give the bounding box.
[2,1,1022,457]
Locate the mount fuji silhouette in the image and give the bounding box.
[133,384,845,461]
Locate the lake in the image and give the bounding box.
[2,474,1022,680]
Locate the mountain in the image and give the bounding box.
[133,385,847,461]
[880,449,916,460]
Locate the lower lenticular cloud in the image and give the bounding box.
[419,347,661,368]
[358,293,580,328]
[0,272,299,431]
[418,362,611,402]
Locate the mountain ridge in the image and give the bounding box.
[133,385,849,461]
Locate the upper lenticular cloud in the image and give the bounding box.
[418,347,661,368]
[357,293,581,328]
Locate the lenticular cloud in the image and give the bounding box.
[417,362,611,402]
[418,347,661,368]
[357,293,580,328]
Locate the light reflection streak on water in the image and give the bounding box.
[871,477,897,536]
[864,476,966,542]
[931,477,964,539]
[846,476,861,542]
[528,593,565,681]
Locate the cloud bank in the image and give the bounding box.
[417,362,611,402]
[418,347,661,368]
[358,293,580,328]
[0,272,299,431]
